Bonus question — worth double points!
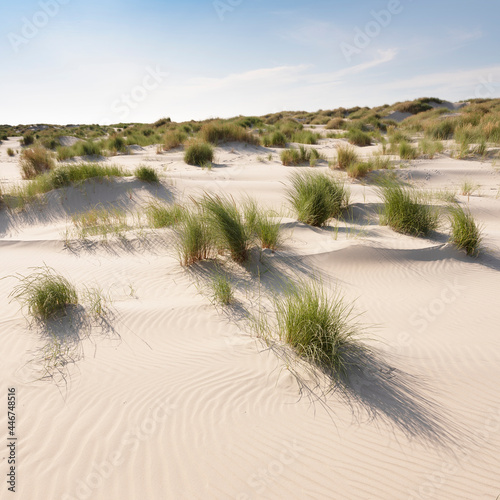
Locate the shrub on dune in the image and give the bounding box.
[448,204,482,256]
[292,130,320,145]
[21,132,35,146]
[184,142,214,166]
[274,280,360,376]
[20,145,55,179]
[7,148,15,157]
[379,184,439,237]
[287,172,349,227]
[326,118,345,130]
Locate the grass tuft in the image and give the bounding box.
[176,209,212,266]
[274,280,361,376]
[184,142,214,166]
[9,266,78,321]
[210,273,233,305]
[135,165,159,183]
[335,144,358,169]
[379,184,439,237]
[20,145,55,179]
[145,202,184,228]
[448,204,482,256]
[201,195,250,263]
[287,172,349,227]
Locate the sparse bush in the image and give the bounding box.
[379,184,439,236]
[108,135,127,154]
[135,165,159,183]
[448,204,482,256]
[7,148,15,157]
[287,172,349,226]
[9,266,78,320]
[184,142,214,166]
[20,145,55,179]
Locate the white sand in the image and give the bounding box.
[1,134,499,500]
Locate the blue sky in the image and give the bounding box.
[1,0,499,124]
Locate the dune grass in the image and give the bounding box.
[163,129,187,150]
[200,122,258,145]
[7,148,15,157]
[448,204,482,256]
[280,146,321,166]
[288,172,349,227]
[261,130,287,148]
[335,144,358,169]
[379,184,439,236]
[346,162,372,179]
[177,210,213,266]
[134,165,159,183]
[210,272,233,306]
[399,141,419,160]
[145,201,184,228]
[201,194,250,263]
[72,207,129,240]
[184,142,214,166]
[9,266,78,321]
[274,280,361,376]
[243,199,282,251]
[419,138,444,158]
[347,128,372,147]
[292,130,320,145]
[20,145,56,179]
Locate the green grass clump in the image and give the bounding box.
[426,120,456,140]
[145,202,184,228]
[346,162,372,179]
[419,139,443,158]
[77,140,104,157]
[72,207,129,239]
[20,145,55,179]
[335,144,358,169]
[399,141,418,160]
[163,129,187,150]
[448,204,482,256]
[288,172,349,227]
[261,130,287,148]
[379,184,439,237]
[326,118,345,130]
[280,146,320,166]
[7,148,15,157]
[347,128,372,147]
[274,280,360,375]
[10,266,78,321]
[201,195,250,263]
[243,199,282,251]
[200,122,258,145]
[292,130,320,145]
[210,273,233,305]
[21,132,35,146]
[107,135,127,154]
[176,210,212,266]
[50,163,128,188]
[184,142,214,166]
[135,165,159,183]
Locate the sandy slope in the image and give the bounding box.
[1,135,499,500]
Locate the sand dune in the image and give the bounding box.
[1,132,499,500]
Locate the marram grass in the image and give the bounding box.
[448,204,482,256]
